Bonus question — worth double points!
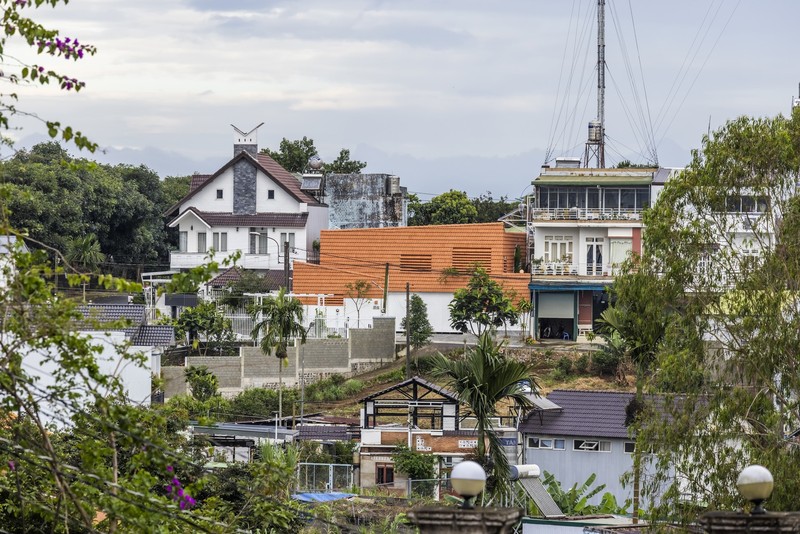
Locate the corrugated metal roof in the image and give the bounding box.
[297,425,350,441]
[518,390,634,439]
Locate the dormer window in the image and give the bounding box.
[268,190,275,199]
[216,189,223,199]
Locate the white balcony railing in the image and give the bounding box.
[170,251,291,270]
[531,261,620,277]
[531,207,643,221]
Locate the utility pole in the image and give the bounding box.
[382,262,389,314]
[283,240,290,291]
[405,282,411,379]
[598,0,605,168]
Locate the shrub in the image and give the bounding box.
[556,356,572,376]
[342,379,364,396]
[592,351,621,376]
[575,354,590,374]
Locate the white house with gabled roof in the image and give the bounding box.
[164,125,328,275]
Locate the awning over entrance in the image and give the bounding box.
[529,283,608,291]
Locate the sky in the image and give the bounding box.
[5,0,800,198]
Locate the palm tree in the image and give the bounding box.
[65,233,106,272]
[430,332,538,498]
[250,287,307,420]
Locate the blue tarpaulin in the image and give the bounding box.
[292,492,355,503]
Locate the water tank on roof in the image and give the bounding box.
[386,175,401,195]
[588,120,603,142]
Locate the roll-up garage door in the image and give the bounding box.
[537,293,574,318]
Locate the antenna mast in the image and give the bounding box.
[585,0,606,168]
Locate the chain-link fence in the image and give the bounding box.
[296,463,353,492]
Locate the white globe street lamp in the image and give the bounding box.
[736,465,774,515]
[451,460,486,509]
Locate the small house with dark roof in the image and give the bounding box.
[357,376,519,497]
[164,124,328,277]
[518,389,638,506]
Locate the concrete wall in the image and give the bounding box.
[162,316,397,399]
[327,173,406,230]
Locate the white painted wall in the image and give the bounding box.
[22,331,153,425]
[255,171,306,213]
[300,291,525,334]
[180,169,235,213]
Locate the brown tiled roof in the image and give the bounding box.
[208,266,290,289]
[518,390,635,439]
[256,153,319,204]
[292,222,530,303]
[164,151,323,217]
[172,207,308,228]
[190,174,211,192]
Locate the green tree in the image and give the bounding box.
[392,443,437,498]
[326,148,367,174]
[430,333,537,498]
[408,190,481,226]
[177,301,234,355]
[449,267,518,336]
[65,232,105,271]
[624,109,800,523]
[401,294,433,349]
[3,144,173,266]
[261,137,366,174]
[218,268,275,308]
[185,365,219,402]
[261,136,317,172]
[345,278,371,327]
[250,287,308,420]
[471,192,518,223]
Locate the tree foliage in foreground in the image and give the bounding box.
[617,109,800,523]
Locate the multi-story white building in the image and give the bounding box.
[164,126,328,274]
[528,162,678,340]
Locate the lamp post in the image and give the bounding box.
[407,458,522,534]
[451,461,486,509]
[248,232,290,289]
[737,465,774,515]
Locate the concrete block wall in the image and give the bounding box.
[186,356,243,389]
[241,347,298,388]
[163,366,187,398]
[350,316,396,365]
[162,316,397,399]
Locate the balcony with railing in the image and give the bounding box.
[170,251,278,270]
[530,207,643,222]
[530,261,621,278]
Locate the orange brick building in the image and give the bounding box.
[292,222,531,333]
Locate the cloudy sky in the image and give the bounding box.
[6,0,799,197]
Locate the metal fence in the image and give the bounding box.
[296,463,353,492]
[407,478,453,501]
